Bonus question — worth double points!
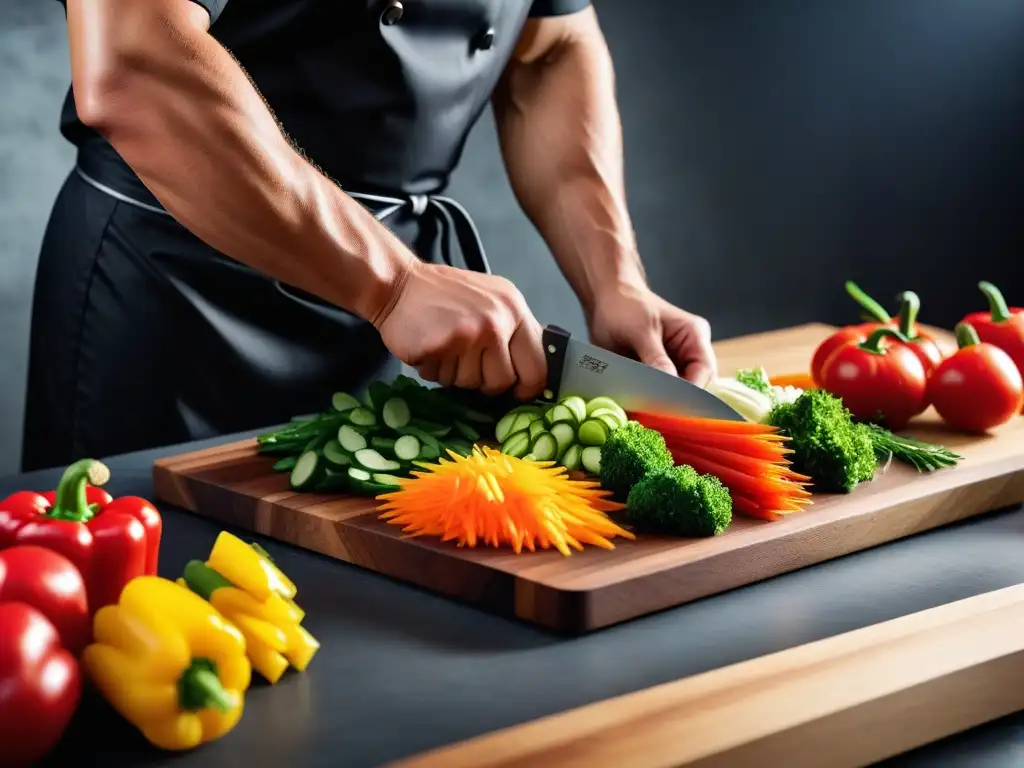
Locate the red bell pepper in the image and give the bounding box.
[819,327,928,430]
[0,546,90,655]
[0,601,82,766]
[893,290,944,376]
[0,459,162,613]
[960,281,1024,411]
[811,281,897,386]
[927,322,1024,434]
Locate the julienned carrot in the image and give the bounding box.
[673,442,810,483]
[669,449,811,507]
[650,430,793,461]
[730,495,783,521]
[769,372,816,389]
[628,411,780,436]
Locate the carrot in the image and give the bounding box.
[669,449,811,506]
[628,411,781,436]
[769,372,816,389]
[671,442,810,483]
[730,495,784,521]
[651,428,792,457]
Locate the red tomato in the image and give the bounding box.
[927,323,1024,433]
[820,329,928,430]
[811,322,889,387]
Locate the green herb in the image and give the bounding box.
[735,367,772,396]
[857,423,963,472]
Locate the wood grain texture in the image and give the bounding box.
[152,323,1024,633]
[384,584,1024,768]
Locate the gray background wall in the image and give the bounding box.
[2,0,1023,476]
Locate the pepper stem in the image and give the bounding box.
[860,327,909,354]
[845,281,892,323]
[979,281,1011,324]
[896,291,921,339]
[955,322,981,349]
[47,458,110,522]
[182,560,234,601]
[178,659,233,713]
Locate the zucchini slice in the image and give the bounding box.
[289,450,326,490]
[353,449,401,473]
[577,419,610,447]
[393,434,421,462]
[338,424,368,453]
[331,391,361,413]
[382,397,412,430]
[580,446,602,476]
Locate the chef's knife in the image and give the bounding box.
[539,325,746,422]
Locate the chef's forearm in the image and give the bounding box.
[67,0,414,324]
[494,9,646,317]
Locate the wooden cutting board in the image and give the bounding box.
[152,323,1024,633]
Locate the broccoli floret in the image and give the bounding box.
[600,421,674,501]
[736,367,772,396]
[626,465,732,537]
[767,388,877,493]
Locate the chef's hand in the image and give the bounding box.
[375,261,547,399]
[587,283,717,387]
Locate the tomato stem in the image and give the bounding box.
[845,281,892,323]
[860,327,908,355]
[47,458,110,522]
[979,281,1011,324]
[896,291,921,340]
[955,322,981,350]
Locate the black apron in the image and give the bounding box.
[24,0,589,472]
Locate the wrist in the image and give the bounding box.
[360,248,419,329]
[582,265,648,320]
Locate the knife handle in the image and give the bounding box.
[541,325,571,404]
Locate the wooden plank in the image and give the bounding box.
[384,584,1024,768]
[152,323,1024,633]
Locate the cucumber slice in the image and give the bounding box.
[367,381,394,412]
[578,419,610,447]
[580,446,602,476]
[331,391,361,412]
[549,422,576,458]
[370,473,405,489]
[454,420,479,442]
[348,407,378,427]
[347,466,371,482]
[382,397,411,430]
[315,467,350,492]
[501,431,531,458]
[322,440,351,468]
[495,411,519,443]
[509,412,536,437]
[338,424,368,453]
[371,436,397,456]
[528,419,547,441]
[510,404,546,420]
[589,407,627,429]
[561,444,583,472]
[353,449,401,473]
[398,424,442,452]
[544,404,576,427]
[560,396,588,424]
[290,450,325,490]
[394,434,421,461]
[585,396,625,417]
[409,418,451,438]
[272,455,299,472]
[529,432,559,462]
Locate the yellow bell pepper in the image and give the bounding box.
[180,532,319,684]
[82,576,252,751]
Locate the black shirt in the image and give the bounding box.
[57,0,591,200]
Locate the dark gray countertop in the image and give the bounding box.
[8,432,1024,767]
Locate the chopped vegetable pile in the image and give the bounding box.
[598,421,674,501]
[626,465,732,537]
[376,446,634,555]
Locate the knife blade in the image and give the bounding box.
[538,325,746,422]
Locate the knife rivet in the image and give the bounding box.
[547,345,556,354]
[543,389,553,400]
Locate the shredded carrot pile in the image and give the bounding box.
[628,412,813,521]
[376,446,634,556]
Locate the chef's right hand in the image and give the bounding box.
[374,261,548,400]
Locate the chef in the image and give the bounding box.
[23,0,717,471]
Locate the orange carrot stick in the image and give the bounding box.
[628,411,781,436]
[769,372,816,389]
[729,494,784,521]
[669,449,811,505]
[669,441,810,483]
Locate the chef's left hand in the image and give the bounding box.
[587,283,717,387]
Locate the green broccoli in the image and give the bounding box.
[626,465,732,537]
[767,388,877,493]
[600,421,674,501]
[735,367,772,396]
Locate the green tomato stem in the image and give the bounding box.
[860,327,909,355]
[955,322,981,349]
[896,291,921,340]
[979,281,1011,324]
[845,281,892,323]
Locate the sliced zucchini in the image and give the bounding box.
[382,397,412,430]
[322,440,352,469]
[544,404,576,428]
[561,444,583,472]
[370,436,397,456]
[589,407,627,430]
[315,467,350,492]
[549,422,576,459]
[578,419,610,447]
[580,446,602,476]
[370,473,405,489]
[394,434,421,462]
[272,455,299,473]
[501,431,531,458]
[529,432,559,462]
[528,419,547,441]
[560,396,588,424]
[398,425,442,454]
[454,420,479,442]
[347,466,372,483]
[409,418,451,438]
[353,449,401,473]
[495,411,519,443]
[331,391,361,412]
[289,450,325,491]
[510,404,546,420]
[348,407,378,427]
[367,381,394,412]
[508,412,536,437]
[585,396,625,417]
[338,424,368,453]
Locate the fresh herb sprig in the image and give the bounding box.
[858,423,963,472]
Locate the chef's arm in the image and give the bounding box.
[66,0,414,323]
[493,7,646,318]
